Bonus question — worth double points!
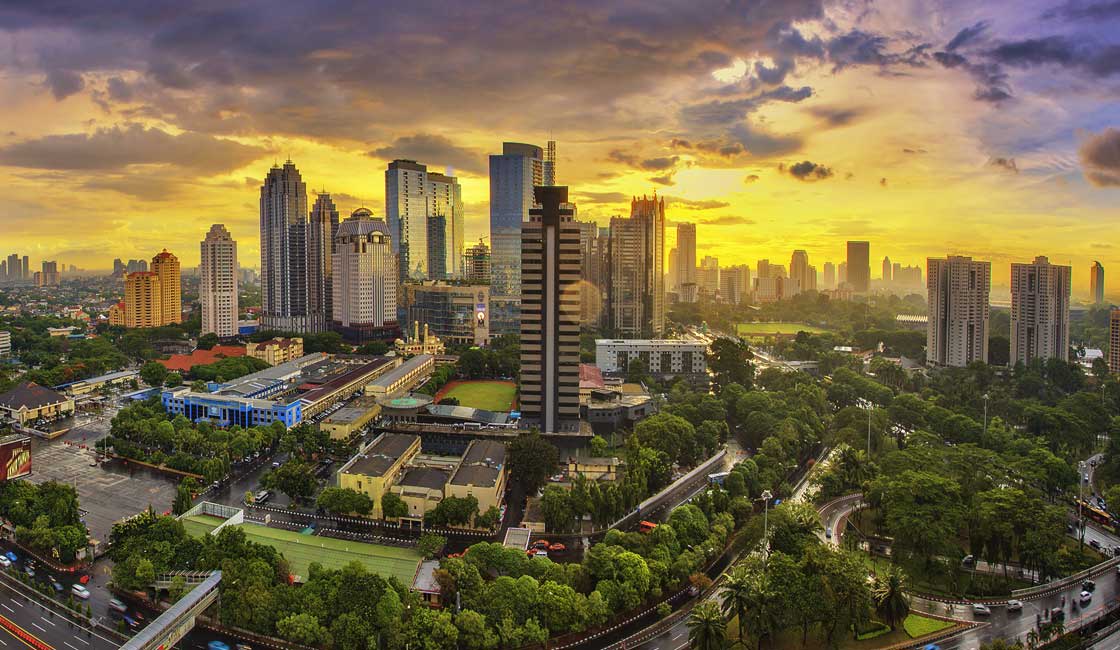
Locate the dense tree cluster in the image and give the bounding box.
[187,355,271,382]
[0,481,87,563]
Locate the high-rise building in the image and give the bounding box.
[846,241,870,292]
[1091,261,1105,305]
[721,265,750,304]
[21,256,28,281]
[489,142,544,335]
[667,248,679,293]
[38,261,60,287]
[124,271,162,328]
[126,259,148,273]
[308,193,340,333]
[790,250,816,293]
[386,159,428,281]
[583,226,612,325]
[1110,309,1120,373]
[331,209,397,342]
[260,161,310,332]
[892,262,901,283]
[838,261,848,285]
[676,222,697,292]
[699,256,720,297]
[0,330,10,357]
[896,265,923,288]
[520,186,580,434]
[882,256,892,284]
[463,239,491,285]
[150,250,181,325]
[757,259,771,280]
[608,195,666,337]
[823,262,835,289]
[427,214,447,280]
[200,224,239,338]
[112,259,125,278]
[927,255,991,367]
[1010,256,1071,364]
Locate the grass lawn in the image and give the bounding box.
[903,614,954,638]
[727,615,954,650]
[179,516,421,584]
[435,379,518,412]
[736,322,830,338]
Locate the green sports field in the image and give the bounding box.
[736,322,830,338]
[435,379,517,412]
[180,515,421,584]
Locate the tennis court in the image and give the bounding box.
[179,515,421,584]
[434,379,517,411]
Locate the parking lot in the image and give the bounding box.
[25,439,178,545]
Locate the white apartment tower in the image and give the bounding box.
[331,209,397,341]
[1010,255,1071,364]
[927,255,991,367]
[199,224,239,338]
[386,160,464,282]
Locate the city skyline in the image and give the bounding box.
[0,2,1116,298]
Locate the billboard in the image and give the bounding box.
[0,436,32,481]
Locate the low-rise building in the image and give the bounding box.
[161,388,302,428]
[0,382,76,426]
[567,456,622,481]
[246,338,304,365]
[447,439,507,519]
[366,354,434,397]
[395,322,446,357]
[582,384,656,433]
[337,433,422,518]
[0,330,9,357]
[319,396,382,440]
[57,369,140,396]
[391,467,451,521]
[594,339,706,378]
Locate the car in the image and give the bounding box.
[922,645,941,650]
[532,540,550,550]
[531,549,548,558]
[1090,540,1102,550]
[78,573,90,584]
[254,490,272,503]
[0,557,10,569]
[4,552,16,563]
[71,584,90,599]
[50,579,64,593]
[962,555,976,566]
[1006,600,1023,612]
[271,461,282,468]
[549,543,566,552]
[108,598,128,613]
[972,604,991,616]
[208,642,230,650]
[1080,590,1092,604]
[1052,607,1066,621]
[825,527,833,539]
[23,565,34,578]
[1084,579,1096,591]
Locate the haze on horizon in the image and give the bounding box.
[0,1,1117,298]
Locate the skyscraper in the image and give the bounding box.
[331,208,397,342]
[112,258,125,278]
[790,250,816,292]
[124,272,161,328]
[383,161,463,280]
[520,185,580,434]
[260,161,310,332]
[489,142,544,335]
[757,259,771,280]
[576,220,606,326]
[1091,261,1105,305]
[150,250,181,324]
[882,256,892,284]
[200,224,239,338]
[38,261,60,287]
[676,222,697,293]
[721,265,750,305]
[463,239,491,285]
[927,255,991,367]
[608,195,666,337]
[846,241,870,292]
[699,256,720,297]
[823,262,835,289]
[1010,256,1071,364]
[308,193,340,333]
[838,261,848,285]
[427,214,448,280]
[1110,309,1120,373]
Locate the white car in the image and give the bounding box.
[1006,600,1023,612]
[0,556,10,568]
[972,604,991,616]
[1080,590,1092,604]
[71,584,90,599]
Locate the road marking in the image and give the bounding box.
[64,643,79,650]
[37,617,53,627]
[0,606,10,614]
[29,623,45,633]
[74,637,88,645]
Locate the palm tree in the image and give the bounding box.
[872,566,911,629]
[1026,629,1039,650]
[835,444,874,490]
[688,601,728,650]
[720,567,753,646]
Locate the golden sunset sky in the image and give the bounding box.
[0,1,1117,298]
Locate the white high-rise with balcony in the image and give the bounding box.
[1011,255,1070,364]
[200,224,238,338]
[332,209,396,339]
[927,255,990,367]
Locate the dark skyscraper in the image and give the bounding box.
[846,241,870,292]
[260,161,310,332]
[489,142,544,336]
[427,214,447,280]
[308,192,340,333]
[1091,261,1105,305]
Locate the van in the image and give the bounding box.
[255,490,271,503]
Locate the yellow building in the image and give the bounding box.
[247,337,304,365]
[0,382,75,426]
[107,301,126,327]
[337,433,421,518]
[390,467,450,521]
[319,397,381,440]
[124,272,162,328]
[446,439,508,519]
[150,249,182,325]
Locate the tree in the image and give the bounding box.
[476,505,502,530]
[380,492,408,519]
[720,565,754,644]
[541,486,575,533]
[276,612,327,645]
[260,460,316,503]
[172,478,195,515]
[709,337,754,392]
[418,533,448,559]
[872,566,911,629]
[196,333,219,350]
[165,372,183,388]
[317,487,374,516]
[140,361,168,387]
[589,435,609,457]
[687,601,727,650]
[508,432,559,494]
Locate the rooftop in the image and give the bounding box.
[579,363,605,390]
[0,382,70,411]
[595,339,706,347]
[343,433,419,478]
[397,466,450,491]
[322,397,381,424]
[369,354,433,389]
[450,439,506,488]
[157,345,247,372]
[299,359,393,405]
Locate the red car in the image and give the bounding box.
[78,574,91,584]
[548,543,566,553]
[532,540,550,550]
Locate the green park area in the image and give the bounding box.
[729,613,954,650]
[736,321,831,339]
[180,515,421,584]
[435,379,518,412]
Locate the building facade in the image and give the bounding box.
[676,222,697,296]
[846,241,870,292]
[520,186,581,434]
[427,214,447,280]
[385,160,464,282]
[608,195,666,337]
[1010,256,1071,364]
[720,265,750,304]
[463,240,491,285]
[200,224,239,338]
[246,337,304,365]
[595,339,707,377]
[331,209,396,342]
[150,250,181,325]
[124,271,161,328]
[260,161,310,332]
[489,142,544,336]
[401,283,490,346]
[1110,309,1120,373]
[1091,261,1105,305]
[308,193,340,333]
[927,255,991,367]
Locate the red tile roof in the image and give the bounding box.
[579,363,605,389]
[157,345,247,372]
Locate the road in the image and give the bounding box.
[0,574,118,650]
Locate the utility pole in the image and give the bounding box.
[761,489,773,560]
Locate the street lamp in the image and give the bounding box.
[858,399,873,457]
[982,393,990,437]
[761,489,773,558]
[1078,461,1087,549]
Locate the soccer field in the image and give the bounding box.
[435,379,517,411]
[735,322,830,337]
[180,516,421,584]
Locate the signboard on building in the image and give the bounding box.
[0,436,32,481]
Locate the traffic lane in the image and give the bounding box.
[0,585,118,650]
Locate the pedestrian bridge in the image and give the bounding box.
[120,571,221,650]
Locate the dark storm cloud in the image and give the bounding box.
[0,124,268,172]
[728,123,802,157]
[649,173,676,186]
[45,69,85,100]
[369,134,487,176]
[1042,1,1120,21]
[1079,128,1120,187]
[679,85,812,127]
[783,160,834,181]
[640,156,679,171]
[945,21,991,51]
[987,157,1019,173]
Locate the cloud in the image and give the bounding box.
[700,215,754,226]
[639,156,679,171]
[1079,128,1120,187]
[1042,1,1120,21]
[0,124,267,172]
[665,197,730,210]
[902,147,927,154]
[45,69,85,100]
[809,106,868,127]
[368,133,486,176]
[744,174,760,184]
[649,173,675,186]
[880,177,888,187]
[679,85,812,127]
[987,157,1019,173]
[573,191,629,204]
[945,21,991,51]
[783,160,834,181]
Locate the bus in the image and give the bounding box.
[638,520,658,533]
[1075,499,1115,528]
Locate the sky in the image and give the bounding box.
[0,0,1118,298]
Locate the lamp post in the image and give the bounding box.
[1078,460,1087,550]
[982,393,990,437]
[761,489,773,558]
[858,398,873,457]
